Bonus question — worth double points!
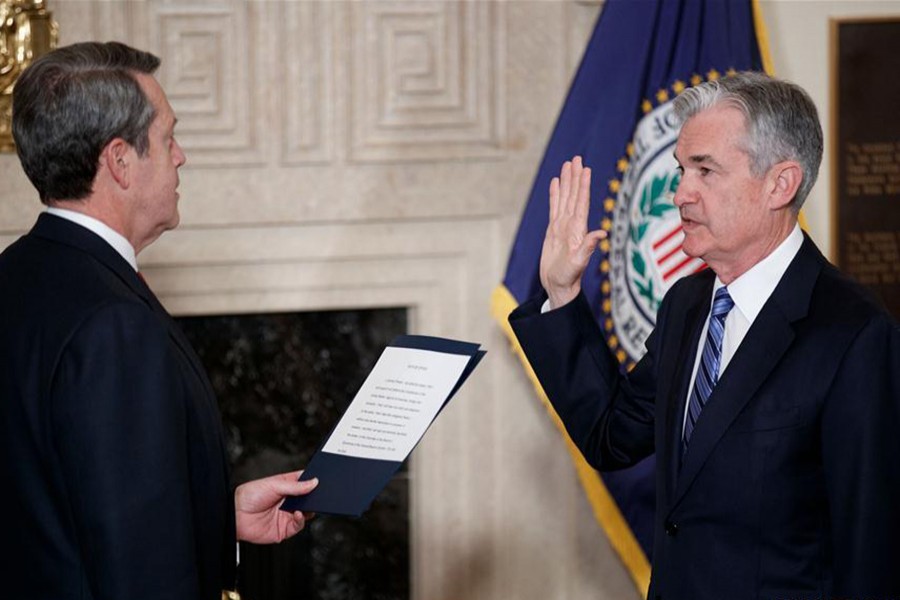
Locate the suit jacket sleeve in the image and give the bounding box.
[821,313,900,596]
[51,301,202,600]
[508,291,662,470]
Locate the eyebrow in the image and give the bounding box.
[672,152,724,170]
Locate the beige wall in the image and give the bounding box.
[1,2,897,599]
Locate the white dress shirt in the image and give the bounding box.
[46,207,138,272]
[680,224,804,433]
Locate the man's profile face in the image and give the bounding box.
[672,104,771,271]
[129,72,186,243]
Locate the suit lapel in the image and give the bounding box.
[660,277,713,501]
[670,235,824,508]
[30,214,213,396]
[673,305,794,504]
[133,275,215,394]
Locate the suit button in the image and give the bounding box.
[665,520,678,536]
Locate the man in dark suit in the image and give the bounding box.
[0,42,317,600]
[510,72,900,599]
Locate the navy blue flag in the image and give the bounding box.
[491,0,770,593]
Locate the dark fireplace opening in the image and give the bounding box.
[178,308,409,600]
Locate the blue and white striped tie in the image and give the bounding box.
[683,287,734,450]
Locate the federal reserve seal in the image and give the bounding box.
[599,82,710,368]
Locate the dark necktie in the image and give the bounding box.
[683,286,734,449]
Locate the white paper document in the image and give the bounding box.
[282,335,484,516]
[321,346,472,462]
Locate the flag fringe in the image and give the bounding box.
[491,284,652,598]
[752,0,775,76]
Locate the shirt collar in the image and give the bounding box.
[714,224,804,325]
[46,207,138,272]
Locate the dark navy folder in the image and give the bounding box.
[281,335,485,517]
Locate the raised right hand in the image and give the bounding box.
[539,156,606,309]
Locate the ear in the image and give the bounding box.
[100,138,133,190]
[766,160,803,210]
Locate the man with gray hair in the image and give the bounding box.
[0,42,317,600]
[510,72,899,599]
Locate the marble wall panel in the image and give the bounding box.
[278,1,333,165]
[348,1,506,162]
[144,2,263,165]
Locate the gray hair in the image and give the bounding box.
[12,41,161,204]
[672,72,823,210]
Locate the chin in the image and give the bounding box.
[680,238,703,259]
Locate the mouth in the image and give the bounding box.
[680,212,701,230]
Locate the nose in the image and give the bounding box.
[173,139,187,167]
[672,174,692,208]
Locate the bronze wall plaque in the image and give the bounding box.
[832,17,900,318]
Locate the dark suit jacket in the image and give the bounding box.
[0,214,236,600]
[510,235,900,600]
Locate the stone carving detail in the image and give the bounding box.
[148,2,261,166]
[279,1,332,164]
[349,1,506,162]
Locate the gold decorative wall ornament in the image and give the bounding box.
[0,0,57,152]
